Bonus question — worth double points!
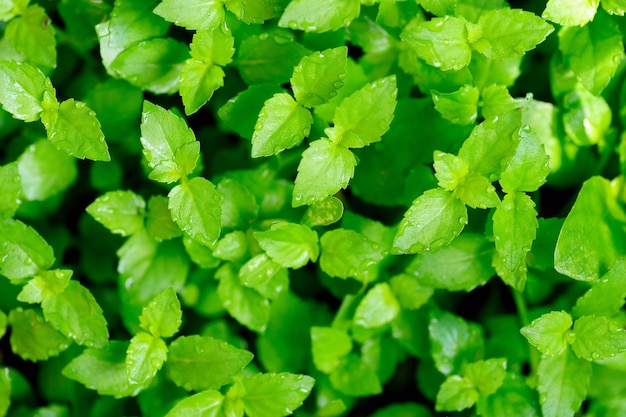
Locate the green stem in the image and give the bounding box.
[513,289,539,376]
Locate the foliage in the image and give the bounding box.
[1,1,626,417]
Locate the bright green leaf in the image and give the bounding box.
[86,190,146,237]
[251,93,312,158]
[17,269,72,304]
[8,308,69,362]
[499,128,550,193]
[480,84,519,121]
[433,151,469,191]
[542,0,599,26]
[320,228,384,281]
[435,375,478,412]
[139,287,182,338]
[4,5,56,71]
[0,60,55,122]
[43,99,110,161]
[330,353,382,397]
[602,0,626,14]
[180,61,224,116]
[254,222,319,269]
[153,0,224,31]
[301,196,344,227]
[0,162,21,218]
[389,273,434,310]
[570,315,626,361]
[167,335,254,391]
[278,0,360,33]
[146,195,182,242]
[454,172,500,209]
[563,84,612,147]
[429,311,484,375]
[126,332,168,384]
[432,85,479,125]
[326,75,397,148]
[241,372,315,417]
[238,255,287,300]
[214,231,249,262]
[353,283,400,329]
[292,139,357,207]
[401,16,472,71]
[164,390,224,417]
[573,260,626,317]
[420,0,456,16]
[520,310,573,357]
[311,326,353,374]
[291,47,348,108]
[0,218,54,280]
[392,188,468,254]
[464,358,507,396]
[169,177,222,248]
[537,349,591,417]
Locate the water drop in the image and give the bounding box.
[288,20,299,29]
[591,352,601,360]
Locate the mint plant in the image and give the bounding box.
[1,0,626,416]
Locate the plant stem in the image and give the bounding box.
[513,288,540,377]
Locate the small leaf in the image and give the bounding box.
[17,269,72,304]
[353,283,400,329]
[311,326,353,374]
[301,196,344,227]
[499,128,550,193]
[278,0,360,33]
[238,254,282,289]
[153,0,225,31]
[570,315,626,361]
[520,311,573,357]
[400,15,472,71]
[292,139,357,207]
[0,162,21,218]
[214,231,249,262]
[164,390,224,417]
[436,375,479,412]
[542,0,599,26]
[562,83,611,147]
[251,93,312,158]
[433,151,469,191]
[86,190,146,237]
[139,287,182,338]
[169,177,222,248]
[241,373,315,417]
[329,353,382,397]
[431,85,479,125]
[389,273,434,310]
[573,260,626,317]
[0,218,55,280]
[126,332,168,384]
[8,308,69,362]
[463,358,507,396]
[392,188,468,254]
[537,350,591,417]
[0,60,55,122]
[291,47,348,108]
[429,311,484,376]
[41,281,109,348]
[326,75,397,148]
[254,222,319,269]
[454,172,500,209]
[43,99,110,161]
[146,195,182,242]
[4,5,56,71]
[167,335,254,391]
[320,228,384,281]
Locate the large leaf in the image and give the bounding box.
[291,47,348,108]
[0,218,54,280]
[0,60,55,122]
[241,373,315,417]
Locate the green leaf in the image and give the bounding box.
[234,32,309,85]
[0,0,28,21]
[433,151,469,191]
[353,283,400,329]
[537,349,591,417]
[326,75,397,148]
[146,195,182,242]
[330,353,382,397]
[0,367,8,417]
[17,269,72,304]
[0,162,21,218]
[301,196,344,227]
[492,192,538,291]
[139,287,182,338]
[389,273,434,310]
[239,257,288,301]
[213,231,248,263]
[251,93,312,158]
[8,308,69,362]
[602,0,626,15]
[392,188,468,254]
[241,372,315,417]
[570,315,626,361]
[41,281,109,348]
[573,260,626,317]
[254,222,319,269]
[563,84,612,147]
[164,390,224,417]
[464,358,507,396]
[480,84,519,121]
[95,0,170,70]
[407,233,494,292]
[169,177,222,248]
[126,332,168,384]
[320,228,384,281]
[291,47,348,108]
[435,375,479,412]
[86,190,146,237]
[217,177,259,230]
[0,309,5,341]
[292,139,357,207]
[0,218,54,280]
[224,0,288,23]
[17,139,77,202]
[311,326,353,374]
[499,127,550,193]
[555,176,626,281]
[542,0,599,26]
[420,0,456,16]
[429,311,484,375]
[3,5,56,71]
[167,335,254,391]
[62,341,148,398]
[153,0,224,31]
[454,172,500,209]
[476,372,539,417]
[400,16,472,71]
[110,38,189,95]
[458,110,521,181]
[43,99,110,161]
[467,8,554,60]
[559,11,624,95]
[217,265,271,333]
[431,85,479,125]
[520,311,573,357]
[58,0,111,52]
[278,0,360,33]
[0,60,55,122]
